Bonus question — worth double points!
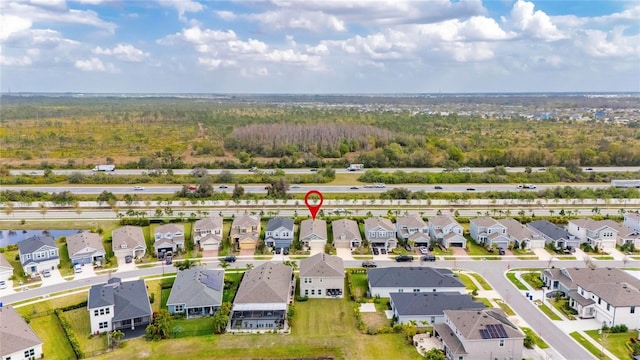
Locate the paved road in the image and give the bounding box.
[10,166,640,176]
[0,182,615,195]
[3,257,637,359]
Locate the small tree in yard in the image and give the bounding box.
[111,330,124,348]
[145,309,173,340]
[212,302,232,334]
[423,348,446,360]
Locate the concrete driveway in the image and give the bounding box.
[72,264,96,279]
[115,256,138,273]
[41,268,65,286]
[336,248,353,260]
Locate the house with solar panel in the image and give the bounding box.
[433,309,524,360]
[167,267,224,318]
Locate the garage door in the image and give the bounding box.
[239,242,256,250]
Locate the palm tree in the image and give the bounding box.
[111,330,124,348]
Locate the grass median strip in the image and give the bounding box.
[521,327,549,349]
[533,300,562,321]
[506,272,528,290]
[469,273,493,290]
[569,331,612,360]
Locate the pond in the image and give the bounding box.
[0,229,87,247]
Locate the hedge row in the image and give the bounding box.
[54,309,84,359]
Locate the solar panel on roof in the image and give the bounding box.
[482,324,508,339]
[199,272,222,290]
[479,329,490,339]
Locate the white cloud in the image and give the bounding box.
[0,54,33,66]
[74,57,117,72]
[507,0,565,41]
[0,14,32,41]
[247,10,346,32]
[158,0,204,21]
[216,11,236,21]
[578,27,640,58]
[93,43,149,62]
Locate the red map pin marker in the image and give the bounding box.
[304,190,323,221]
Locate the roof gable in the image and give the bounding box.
[167,268,224,308]
[67,231,105,256]
[18,235,56,254]
[266,217,294,232]
[299,253,344,278]
[0,305,42,357]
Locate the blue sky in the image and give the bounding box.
[1,0,638,93]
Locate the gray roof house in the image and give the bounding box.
[0,254,14,283]
[264,217,295,249]
[433,309,524,360]
[230,214,261,251]
[428,214,466,248]
[66,231,106,266]
[331,219,362,250]
[364,217,397,250]
[396,214,429,244]
[88,277,152,334]
[17,235,59,275]
[112,226,146,259]
[299,253,344,298]
[527,220,579,250]
[367,267,465,298]
[167,267,224,319]
[541,267,640,327]
[624,213,640,232]
[0,305,43,360]
[299,219,328,250]
[153,223,185,254]
[193,216,224,252]
[601,220,640,248]
[469,217,509,249]
[567,219,618,250]
[229,262,295,332]
[390,292,484,325]
[498,218,544,249]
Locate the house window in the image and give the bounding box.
[100,309,105,315]
[606,304,610,311]
[106,308,110,314]
[631,306,635,314]
[499,339,505,347]
[24,348,35,359]
[413,289,420,292]
[305,289,308,296]
[311,290,315,295]
[99,321,109,329]
[398,289,404,293]
[94,310,99,316]
[598,298,601,305]
[175,304,184,312]
[318,289,322,295]
[458,357,464,360]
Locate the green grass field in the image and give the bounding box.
[570,331,612,360]
[533,300,562,321]
[493,299,516,316]
[455,273,478,291]
[520,327,549,349]
[469,273,493,290]
[506,272,528,290]
[585,330,637,360]
[62,308,109,353]
[520,272,543,289]
[30,314,76,359]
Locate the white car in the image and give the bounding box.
[133,186,145,191]
[74,264,82,273]
[419,246,429,255]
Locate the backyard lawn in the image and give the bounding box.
[469,273,492,290]
[62,308,109,353]
[585,330,637,360]
[348,272,369,299]
[570,331,612,360]
[520,327,549,349]
[29,314,76,360]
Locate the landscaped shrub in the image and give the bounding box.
[54,309,84,359]
[524,334,534,349]
[610,324,628,333]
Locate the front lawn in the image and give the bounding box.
[585,330,637,360]
[466,240,494,256]
[570,331,612,360]
[550,298,577,320]
[506,272,528,290]
[520,272,544,289]
[493,299,515,316]
[455,273,478,291]
[469,273,492,290]
[533,300,562,321]
[521,327,549,349]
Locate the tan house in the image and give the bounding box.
[67,231,106,266]
[299,253,344,298]
[364,217,397,250]
[112,226,146,259]
[230,215,260,250]
[601,220,640,249]
[299,219,328,250]
[396,214,429,246]
[331,219,362,250]
[498,218,544,250]
[0,305,43,360]
[434,309,524,360]
[193,216,224,251]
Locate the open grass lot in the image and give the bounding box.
[146,277,176,313]
[570,331,613,360]
[469,272,492,290]
[520,327,549,349]
[348,272,369,299]
[520,272,543,289]
[62,308,109,353]
[222,271,243,303]
[172,316,215,337]
[29,314,76,359]
[506,272,528,290]
[585,330,637,360]
[17,292,87,315]
[94,297,422,360]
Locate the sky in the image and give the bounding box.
[0,0,639,93]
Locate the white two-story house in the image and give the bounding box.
[498,218,545,250]
[153,223,185,255]
[364,217,397,250]
[396,214,430,246]
[17,235,59,275]
[88,277,152,334]
[264,217,295,249]
[567,219,617,250]
[469,217,509,249]
[299,253,344,298]
[428,214,466,248]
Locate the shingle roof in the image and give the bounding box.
[67,231,105,258]
[498,218,536,241]
[445,308,523,340]
[88,278,152,321]
[155,223,184,234]
[364,217,395,232]
[0,305,42,357]
[265,217,294,232]
[234,263,292,304]
[390,292,484,316]
[17,235,56,254]
[368,267,465,288]
[194,216,223,232]
[625,213,640,222]
[429,214,458,228]
[470,217,499,228]
[112,226,145,250]
[601,220,639,237]
[569,219,612,232]
[0,254,12,270]
[528,220,571,240]
[166,267,224,308]
[299,219,327,240]
[434,323,467,355]
[396,214,426,229]
[232,214,260,228]
[299,253,344,278]
[331,219,362,242]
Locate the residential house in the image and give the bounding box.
[0,305,43,360]
[541,267,640,328]
[498,218,545,250]
[331,219,362,250]
[17,235,59,275]
[367,267,465,298]
[66,231,106,266]
[527,220,579,250]
[601,220,640,249]
[264,217,295,249]
[428,214,466,248]
[396,214,429,246]
[299,253,344,298]
[567,219,617,250]
[229,263,295,332]
[469,217,509,249]
[624,213,640,232]
[112,226,146,259]
[0,255,13,283]
[298,219,328,250]
[153,223,185,255]
[433,309,524,360]
[390,292,484,325]
[88,277,152,334]
[364,217,397,250]
[193,216,223,252]
[230,215,260,251]
[167,267,224,319]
